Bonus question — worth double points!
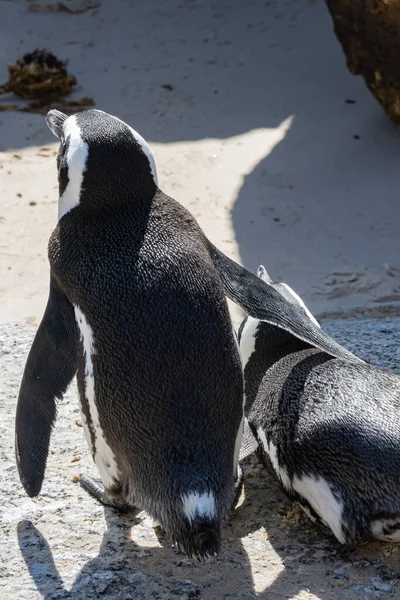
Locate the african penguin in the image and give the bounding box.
[239,265,400,545]
[15,109,361,558]
[16,108,245,558]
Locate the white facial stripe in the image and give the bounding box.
[58,115,89,220]
[93,109,158,185]
[182,491,215,522]
[239,315,260,368]
[74,305,120,488]
[257,428,346,543]
[279,283,320,328]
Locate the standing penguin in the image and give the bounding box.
[15,109,354,557]
[15,108,245,558]
[239,265,400,545]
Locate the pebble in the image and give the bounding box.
[370,576,392,592]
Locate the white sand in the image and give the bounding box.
[1,0,399,325]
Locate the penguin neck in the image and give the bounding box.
[75,175,158,215]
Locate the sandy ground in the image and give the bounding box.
[1,1,400,599]
[2,317,400,600]
[1,0,400,326]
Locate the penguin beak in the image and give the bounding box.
[46,109,67,141]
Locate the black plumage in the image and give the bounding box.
[240,266,400,545]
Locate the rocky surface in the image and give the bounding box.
[1,317,400,599]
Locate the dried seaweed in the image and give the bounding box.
[0,49,94,114]
[0,49,76,99]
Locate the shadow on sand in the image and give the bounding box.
[17,459,400,599]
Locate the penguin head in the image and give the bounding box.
[46,108,158,219]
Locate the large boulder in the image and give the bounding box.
[326,0,400,126]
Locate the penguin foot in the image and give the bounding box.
[79,474,131,512]
[79,474,109,503]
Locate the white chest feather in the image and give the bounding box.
[74,305,120,488]
[232,324,244,478]
[257,427,345,544]
[239,316,260,368]
[292,473,345,543]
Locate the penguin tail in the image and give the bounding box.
[174,490,221,559]
[174,518,221,560]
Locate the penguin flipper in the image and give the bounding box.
[15,277,78,497]
[209,244,360,362]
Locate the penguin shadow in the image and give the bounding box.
[16,497,262,599]
[227,6,400,308]
[17,507,177,599]
[15,466,400,598]
[231,108,400,303]
[233,349,400,598]
[17,507,149,600]
[235,456,400,600]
